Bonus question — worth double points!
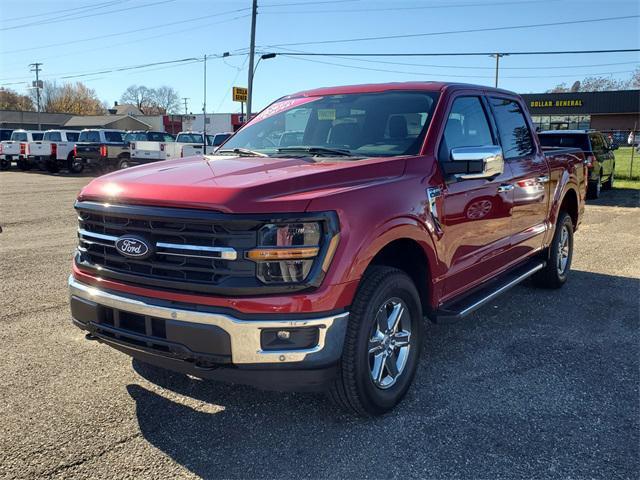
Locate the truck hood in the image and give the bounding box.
[78,154,406,213]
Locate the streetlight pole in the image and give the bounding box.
[246,0,258,120]
[490,53,507,88]
[29,62,43,130]
[203,54,207,153]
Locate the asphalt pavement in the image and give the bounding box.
[1,171,638,479]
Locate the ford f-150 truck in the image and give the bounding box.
[130,131,212,164]
[0,129,43,170]
[73,129,129,172]
[69,82,586,416]
[27,129,81,173]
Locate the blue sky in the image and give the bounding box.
[0,0,638,114]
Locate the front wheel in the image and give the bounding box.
[533,211,574,289]
[329,266,423,416]
[117,157,131,170]
[67,157,84,174]
[587,173,601,199]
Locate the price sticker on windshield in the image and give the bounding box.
[317,109,336,121]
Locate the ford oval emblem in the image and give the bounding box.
[115,236,152,259]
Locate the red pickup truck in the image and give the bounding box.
[69,82,586,416]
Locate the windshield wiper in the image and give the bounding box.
[217,147,268,157]
[277,146,354,157]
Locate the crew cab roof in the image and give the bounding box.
[286,81,517,99]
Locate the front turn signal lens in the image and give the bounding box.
[246,247,319,261]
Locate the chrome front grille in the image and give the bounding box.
[74,202,259,293]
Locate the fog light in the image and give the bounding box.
[260,327,319,351]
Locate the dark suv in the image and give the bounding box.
[538,130,616,199]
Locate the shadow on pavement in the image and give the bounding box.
[128,270,639,479]
[589,188,639,208]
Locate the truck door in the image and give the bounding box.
[488,96,549,259]
[437,95,515,300]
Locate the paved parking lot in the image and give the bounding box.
[1,171,639,479]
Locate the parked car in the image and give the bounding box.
[73,129,129,172]
[177,132,227,157]
[69,82,586,416]
[0,129,43,170]
[130,131,220,164]
[538,130,616,199]
[27,129,82,173]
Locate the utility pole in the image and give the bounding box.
[246,0,258,120]
[202,54,207,153]
[490,53,506,88]
[29,62,43,130]
[182,97,189,114]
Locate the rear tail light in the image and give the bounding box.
[99,144,107,157]
[20,143,26,155]
[73,145,77,157]
[584,154,596,168]
[51,143,58,156]
[160,143,165,152]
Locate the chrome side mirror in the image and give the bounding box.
[450,145,504,180]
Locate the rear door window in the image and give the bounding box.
[32,133,44,141]
[439,96,494,161]
[489,98,534,159]
[65,132,79,142]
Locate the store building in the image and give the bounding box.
[522,90,640,134]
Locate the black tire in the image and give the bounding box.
[328,266,424,416]
[0,159,10,171]
[587,172,601,199]
[117,157,131,170]
[45,159,60,173]
[17,159,31,171]
[67,157,84,174]
[602,167,614,190]
[532,211,573,289]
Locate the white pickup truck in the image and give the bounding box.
[27,130,82,173]
[0,130,44,170]
[130,131,231,164]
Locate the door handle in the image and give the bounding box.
[497,184,515,193]
[537,175,550,183]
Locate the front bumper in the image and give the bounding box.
[69,276,349,389]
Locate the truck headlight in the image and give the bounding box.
[246,222,338,284]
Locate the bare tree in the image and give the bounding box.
[120,85,154,113]
[547,71,637,93]
[152,86,181,114]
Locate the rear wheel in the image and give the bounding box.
[45,158,60,173]
[587,172,601,199]
[533,211,573,289]
[17,159,31,171]
[0,159,9,170]
[117,157,131,170]
[67,156,84,174]
[329,266,423,416]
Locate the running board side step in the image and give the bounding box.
[434,260,546,322]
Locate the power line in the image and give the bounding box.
[261,0,558,14]
[277,54,637,80]
[1,7,251,55]
[264,48,640,57]
[266,46,640,70]
[1,0,129,23]
[265,15,640,47]
[260,0,360,7]
[0,0,177,32]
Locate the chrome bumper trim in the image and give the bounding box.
[68,276,349,365]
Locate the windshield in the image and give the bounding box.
[221,91,439,157]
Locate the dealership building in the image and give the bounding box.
[522,90,640,133]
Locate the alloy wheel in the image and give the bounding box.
[368,298,412,389]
